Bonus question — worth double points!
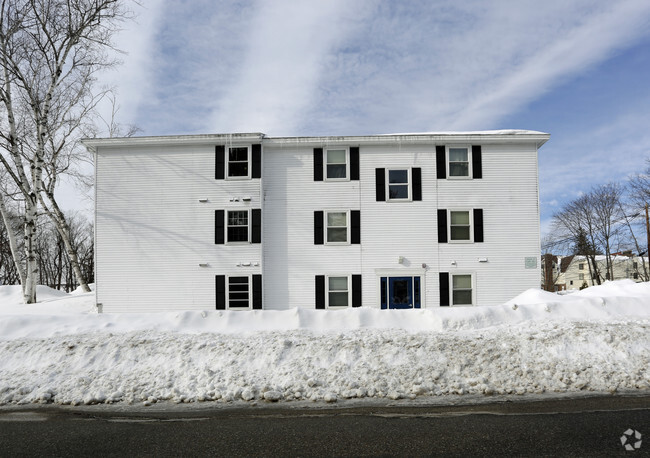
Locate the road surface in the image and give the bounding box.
[0,395,648,456]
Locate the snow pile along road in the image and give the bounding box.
[0,281,648,406]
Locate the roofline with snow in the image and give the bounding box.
[81,130,550,151]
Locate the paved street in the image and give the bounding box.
[0,395,648,457]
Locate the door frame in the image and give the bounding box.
[376,268,426,309]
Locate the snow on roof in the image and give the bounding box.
[82,129,550,150]
[379,129,548,136]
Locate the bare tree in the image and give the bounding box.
[591,183,623,281]
[0,0,131,302]
[552,194,603,285]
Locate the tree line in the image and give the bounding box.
[545,161,650,285]
[0,0,132,302]
[0,209,93,290]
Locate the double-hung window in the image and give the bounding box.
[452,274,472,305]
[327,276,349,308]
[326,149,348,180]
[388,169,410,200]
[227,146,250,178]
[326,211,348,243]
[227,210,249,243]
[449,210,471,241]
[438,209,483,244]
[376,167,421,202]
[448,147,470,178]
[228,276,250,308]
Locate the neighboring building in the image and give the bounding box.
[84,130,550,312]
[549,254,648,291]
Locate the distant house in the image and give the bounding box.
[83,130,549,312]
[548,254,648,291]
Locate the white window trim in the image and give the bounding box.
[446,145,472,180]
[227,274,252,310]
[448,208,473,243]
[450,272,474,307]
[326,274,351,309]
[385,167,412,202]
[324,147,350,182]
[324,209,350,245]
[226,208,250,245]
[226,145,251,180]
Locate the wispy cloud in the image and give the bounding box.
[105,0,650,137]
[206,0,373,135]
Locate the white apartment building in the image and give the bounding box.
[84,130,549,312]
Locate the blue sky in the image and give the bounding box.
[90,0,650,235]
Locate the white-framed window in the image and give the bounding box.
[451,274,473,306]
[228,276,251,309]
[387,168,411,201]
[449,210,472,242]
[227,210,249,243]
[325,148,349,180]
[327,275,350,308]
[579,273,585,280]
[326,210,349,244]
[447,146,471,178]
[579,263,584,270]
[227,146,250,179]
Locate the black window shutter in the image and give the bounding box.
[252,209,262,243]
[439,272,450,306]
[375,168,386,201]
[436,145,446,179]
[314,148,323,181]
[352,274,362,307]
[252,274,262,309]
[216,275,226,310]
[252,144,261,179]
[215,210,225,244]
[314,211,324,245]
[412,168,422,201]
[350,147,360,180]
[315,275,325,309]
[437,209,448,243]
[351,210,361,244]
[472,145,482,179]
[215,145,225,180]
[474,208,484,243]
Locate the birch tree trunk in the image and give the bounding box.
[0,193,26,289]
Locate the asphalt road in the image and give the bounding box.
[0,395,648,457]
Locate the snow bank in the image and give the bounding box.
[0,281,648,406]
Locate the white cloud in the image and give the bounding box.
[449,0,650,129]
[96,0,166,130]
[206,0,372,135]
[92,0,650,140]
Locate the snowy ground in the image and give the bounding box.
[0,281,648,407]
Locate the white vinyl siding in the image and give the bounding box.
[93,131,546,312]
[95,140,262,312]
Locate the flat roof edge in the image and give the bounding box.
[82,130,550,150]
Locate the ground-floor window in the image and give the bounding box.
[216,275,262,310]
[228,276,250,308]
[380,276,421,309]
[327,276,349,308]
[452,274,473,305]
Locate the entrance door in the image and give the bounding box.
[381,276,421,309]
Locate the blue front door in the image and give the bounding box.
[381,276,421,309]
